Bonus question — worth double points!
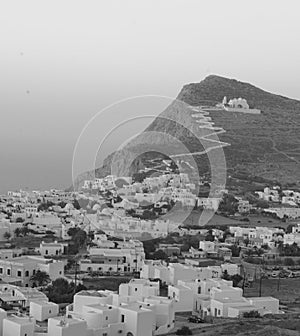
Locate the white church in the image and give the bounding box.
[218,96,261,114]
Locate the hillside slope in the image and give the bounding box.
[73,75,300,189]
[175,75,300,184]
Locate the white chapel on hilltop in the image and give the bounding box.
[219,96,261,114]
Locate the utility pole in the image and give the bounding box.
[135,251,138,277]
[259,260,265,297]
[74,258,78,292]
[74,253,80,294]
[259,268,262,297]
[242,266,246,295]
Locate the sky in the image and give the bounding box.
[0,0,300,193]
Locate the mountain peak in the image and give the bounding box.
[177,75,300,110]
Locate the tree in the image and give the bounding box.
[14,226,30,237]
[230,244,241,257]
[67,227,87,247]
[143,239,157,259]
[37,201,54,212]
[222,270,230,281]
[284,257,295,266]
[20,226,30,237]
[231,274,243,287]
[30,270,51,287]
[46,278,87,304]
[50,278,70,293]
[14,228,21,237]
[72,199,81,210]
[152,249,168,261]
[218,194,239,215]
[243,238,250,247]
[3,232,11,241]
[222,270,243,287]
[205,229,215,242]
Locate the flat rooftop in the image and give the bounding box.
[51,316,85,326]
[5,256,47,264]
[5,316,34,325]
[213,297,248,304]
[249,296,278,301]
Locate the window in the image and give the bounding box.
[49,310,52,313]
[135,288,138,292]
[0,268,3,274]
[121,314,125,322]
[45,250,48,255]
[17,271,22,277]
[105,316,108,320]
[7,269,11,276]
[25,270,29,277]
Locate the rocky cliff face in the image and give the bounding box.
[72,75,300,190]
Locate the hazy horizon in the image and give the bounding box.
[1,0,300,194]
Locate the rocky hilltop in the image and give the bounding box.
[72,75,300,190]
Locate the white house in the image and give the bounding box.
[2,315,35,336]
[29,301,59,322]
[80,240,145,274]
[37,241,68,257]
[0,256,64,287]
[0,284,48,307]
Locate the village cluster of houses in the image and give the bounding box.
[0,175,299,335]
[82,173,223,209]
[79,234,146,274]
[205,224,300,251]
[255,186,300,219]
[0,174,224,243]
[0,188,80,240]
[255,187,300,206]
[0,260,280,336]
